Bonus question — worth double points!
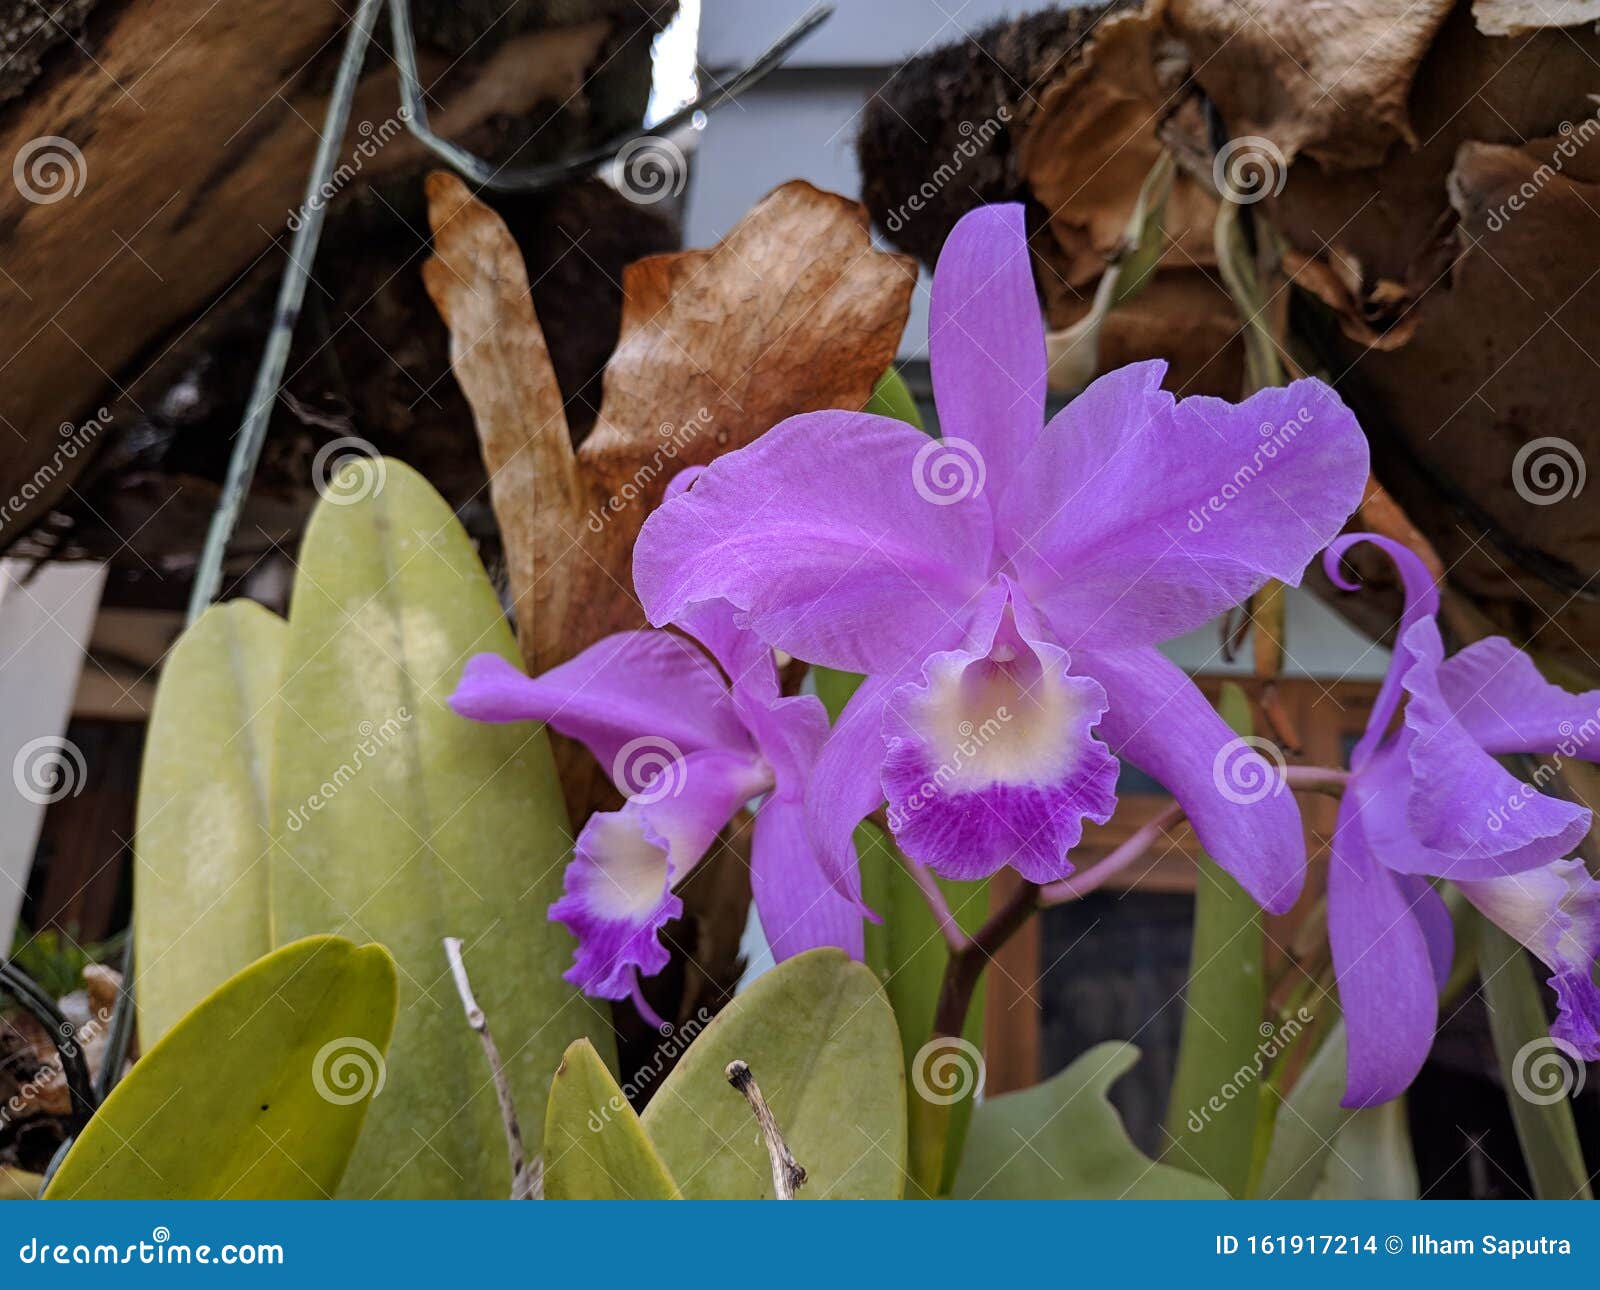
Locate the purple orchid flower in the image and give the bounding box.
[633,202,1369,914]
[1323,533,1600,1107]
[449,594,858,1001]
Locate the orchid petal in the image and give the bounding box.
[1395,874,1454,992]
[928,203,1046,500]
[881,594,1117,883]
[1436,636,1600,759]
[803,671,900,910]
[634,410,992,674]
[1395,619,1590,878]
[1329,796,1439,1107]
[450,636,749,785]
[1079,645,1306,913]
[1456,857,1600,1059]
[751,793,865,962]
[1322,534,1440,768]
[550,749,768,998]
[1006,371,1367,650]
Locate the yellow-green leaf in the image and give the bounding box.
[269,458,613,1197]
[134,600,284,1044]
[46,935,396,1200]
[544,1039,680,1199]
[641,948,905,1198]
[1,1168,42,1200]
[952,1042,1228,1199]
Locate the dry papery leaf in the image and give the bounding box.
[1020,1,1214,291]
[424,173,916,814]
[1473,0,1600,37]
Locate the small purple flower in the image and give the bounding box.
[634,202,1370,912]
[450,597,857,1000]
[1323,534,1600,1106]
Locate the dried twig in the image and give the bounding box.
[443,936,538,1199]
[725,1060,806,1199]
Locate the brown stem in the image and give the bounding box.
[931,878,1039,1040]
[443,936,537,1199]
[726,1060,806,1198]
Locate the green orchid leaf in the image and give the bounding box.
[863,367,924,431]
[857,820,986,1196]
[1256,1022,1351,1198]
[1477,914,1593,1199]
[270,457,613,1197]
[1312,1097,1419,1199]
[543,1039,680,1200]
[134,600,284,1044]
[46,936,395,1200]
[641,948,905,1198]
[952,1041,1228,1199]
[1162,682,1266,1196]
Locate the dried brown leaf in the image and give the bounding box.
[1166,0,1456,171]
[1474,0,1600,36]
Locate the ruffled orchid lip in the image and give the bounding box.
[880,591,1118,883]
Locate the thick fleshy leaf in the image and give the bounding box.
[46,936,396,1200]
[543,1039,681,1200]
[450,631,750,779]
[635,410,991,675]
[641,948,905,1198]
[1005,368,1368,650]
[270,459,614,1197]
[134,600,283,1044]
[856,820,987,1196]
[1477,914,1594,1199]
[928,203,1046,497]
[1081,646,1306,913]
[1313,1098,1420,1199]
[951,1043,1228,1199]
[1162,683,1265,1196]
[1256,1025,1356,1199]
[1327,796,1438,1107]
[0,1169,41,1200]
[1437,635,1600,757]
